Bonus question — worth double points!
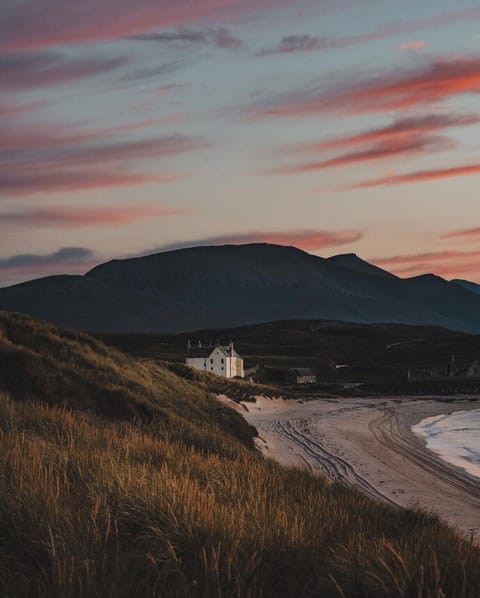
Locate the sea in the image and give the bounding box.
[412,409,480,480]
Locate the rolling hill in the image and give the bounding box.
[101,318,480,386]
[1,243,480,334]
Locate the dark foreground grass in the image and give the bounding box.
[0,311,479,597]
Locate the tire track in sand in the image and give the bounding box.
[260,418,395,505]
[368,408,480,503]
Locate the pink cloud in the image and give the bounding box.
[399,40,427,52]
[0,116,187,153]
[442,228,480,241]
[0,171,176,196]
[0,205,190,228]
[0,118,205,195]
[299,113,480,152]
[276,134,452,174]
[272,113,475,176]
[371,249,480,280]
[21,135,205,169]
[252,55,480,117]
[257,7,480,57]
[348,162,480,189]
[158,229,363,252]
[0,0,281,54]
[0,52,127,91]
[0,98,47,117]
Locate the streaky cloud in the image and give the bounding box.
[348,163,480,189]
[297,114,480,152]
[0,171,176,197]
[0,206,189,228]
[0,247,93,270]
[371,249,480,280]
[132,26,245,50]
[276,135,453,174]
[442,228,480,241]
[0,247,96,286]
[152,229,363,253]
[0,126,206,195]
[251,55,480,117]
[257,7,480,57]
[0,0,283,53]
[0,52,127,90]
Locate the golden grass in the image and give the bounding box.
[0,311,479,597]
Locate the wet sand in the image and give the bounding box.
[239,396,480,541]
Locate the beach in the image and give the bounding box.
[238,396,480,541]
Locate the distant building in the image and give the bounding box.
[186,341,244,379]
[288,368,317,385]
[468,360,480,377]
[408,355,480,382]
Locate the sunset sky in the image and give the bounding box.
[2,0,480,286]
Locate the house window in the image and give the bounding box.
[210,359,213,364]
[221,358,224,364]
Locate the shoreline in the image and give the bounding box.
[239,395,480,542]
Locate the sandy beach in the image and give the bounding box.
[236,396,480,541]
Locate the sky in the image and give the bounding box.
[2,0,480,286]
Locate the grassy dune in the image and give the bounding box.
[0,311,479,597]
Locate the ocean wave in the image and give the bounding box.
[412,409,480,479]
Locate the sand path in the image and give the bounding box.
[240,396,480,541]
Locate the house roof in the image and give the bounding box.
[187,347,215,358]
[187,345,242,359]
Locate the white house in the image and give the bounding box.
[186,341,244,379]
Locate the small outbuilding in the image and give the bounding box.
[186,341,244,379]
[288,368,317,385]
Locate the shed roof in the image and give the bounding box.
[291,367,316,377]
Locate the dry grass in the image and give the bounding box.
[164,361,281,402]
[0,311,479,597]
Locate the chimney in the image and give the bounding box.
[230,340,234,357]
[187,339,191,351]
[198,340,202,348]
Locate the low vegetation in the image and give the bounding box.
[164,361,280,402]
[1,311,480,597]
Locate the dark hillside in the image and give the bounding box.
[454,279,480,295]
[101,319,480,386]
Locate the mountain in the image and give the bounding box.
[453,279,480,295]
[327,253,395,279]
[1,243,480,333]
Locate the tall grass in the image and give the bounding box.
[0,396,479,597]
[0,311,479,596]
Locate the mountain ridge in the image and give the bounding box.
[453,278,480,295]
[0,243,479,334]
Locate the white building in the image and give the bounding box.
[186,341,244,379]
